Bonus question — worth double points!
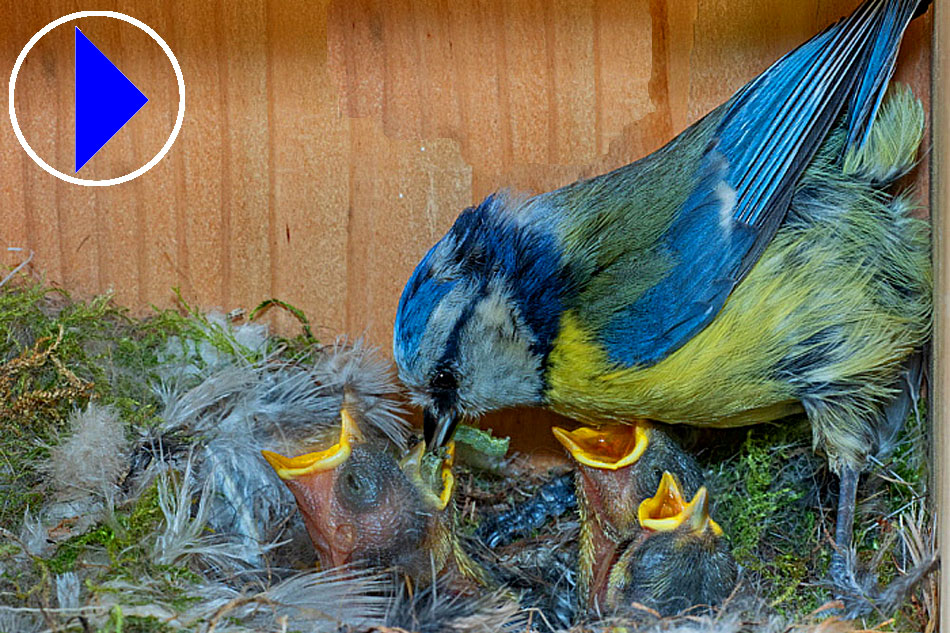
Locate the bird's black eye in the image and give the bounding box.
[345,471,362,496]
[431,369,457,393]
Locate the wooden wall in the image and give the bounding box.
[0,1,933,448]
[0,0,932,339]
[931,2,947,629]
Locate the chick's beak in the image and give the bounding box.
[552,423,650,470]
[400,439,456,510]
[260,408,365,568]
[261,408,363,479]
[638,471,723,536]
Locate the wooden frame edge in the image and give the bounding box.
[933,1,948,629]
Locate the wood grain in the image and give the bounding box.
[0,1,933,454]
[931,1,947,628]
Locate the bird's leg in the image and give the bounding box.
[829,464,938,618]
[475,472,576,548]
[829,464,859,590]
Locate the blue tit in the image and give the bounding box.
[393,0,931,613]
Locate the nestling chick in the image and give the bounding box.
[394,0,931,613]
[262,408,487,588]
[551,422,705,609]
[607,472,736,617]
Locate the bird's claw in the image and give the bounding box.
[828,550,938,619]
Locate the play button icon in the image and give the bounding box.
[74,27,148,172]
[10,11,185,186]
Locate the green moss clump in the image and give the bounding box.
[0,281,319,531]
[708,422,828,615]
[701,399,932,624]
[43,481,165,577]
[0,278,326,632]
[121,615,177,633]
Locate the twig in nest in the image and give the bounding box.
[0,247,33,288]
[206,594,279,633]
[249,298,315,341]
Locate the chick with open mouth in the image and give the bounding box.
[262,406,488,590]
[553,421,735,615]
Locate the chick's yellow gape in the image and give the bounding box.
[552,421,735,614]
[262,409,485,588]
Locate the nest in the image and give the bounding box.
[0,279,936,632]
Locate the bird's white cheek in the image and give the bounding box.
[455,285,544,412]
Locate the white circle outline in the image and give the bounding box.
[9,11,185,187]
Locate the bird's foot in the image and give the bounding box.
[475,472,576,548]
[828,549,938,619]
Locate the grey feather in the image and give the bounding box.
[46,403,130,500]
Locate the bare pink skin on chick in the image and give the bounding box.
[279,444,431,571]
[281,468,354,567]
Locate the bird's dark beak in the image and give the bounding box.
[424,408,460,449]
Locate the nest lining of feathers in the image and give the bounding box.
[0,277,935,633]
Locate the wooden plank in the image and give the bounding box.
[0,0,932,340]
[7,2,66,286]
[345,117,471,349]
[167,0,226,309]
[931,0,948,629]
[268,0,350,337]
[218,1,272,310]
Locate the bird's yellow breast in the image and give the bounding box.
[544,309,803,428]
[541,225,871,427]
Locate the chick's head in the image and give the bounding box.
[607,471,736,616]
[553,422,704,539]
[262,409,455,577]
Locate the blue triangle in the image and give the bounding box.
[75,27,148,172]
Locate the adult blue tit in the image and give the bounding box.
[393,0,931,614]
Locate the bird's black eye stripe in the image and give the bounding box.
[431,368,457,393]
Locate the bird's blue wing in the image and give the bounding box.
[600,0,923,368]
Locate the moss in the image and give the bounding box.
[45,481,167,578]
[700,398,932,623]
[0,280,303,529]
[0,283,162,528]
[45,525,115,574]
[119,615,176,633]
[109,481,164,551]
[708,422,828,615]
